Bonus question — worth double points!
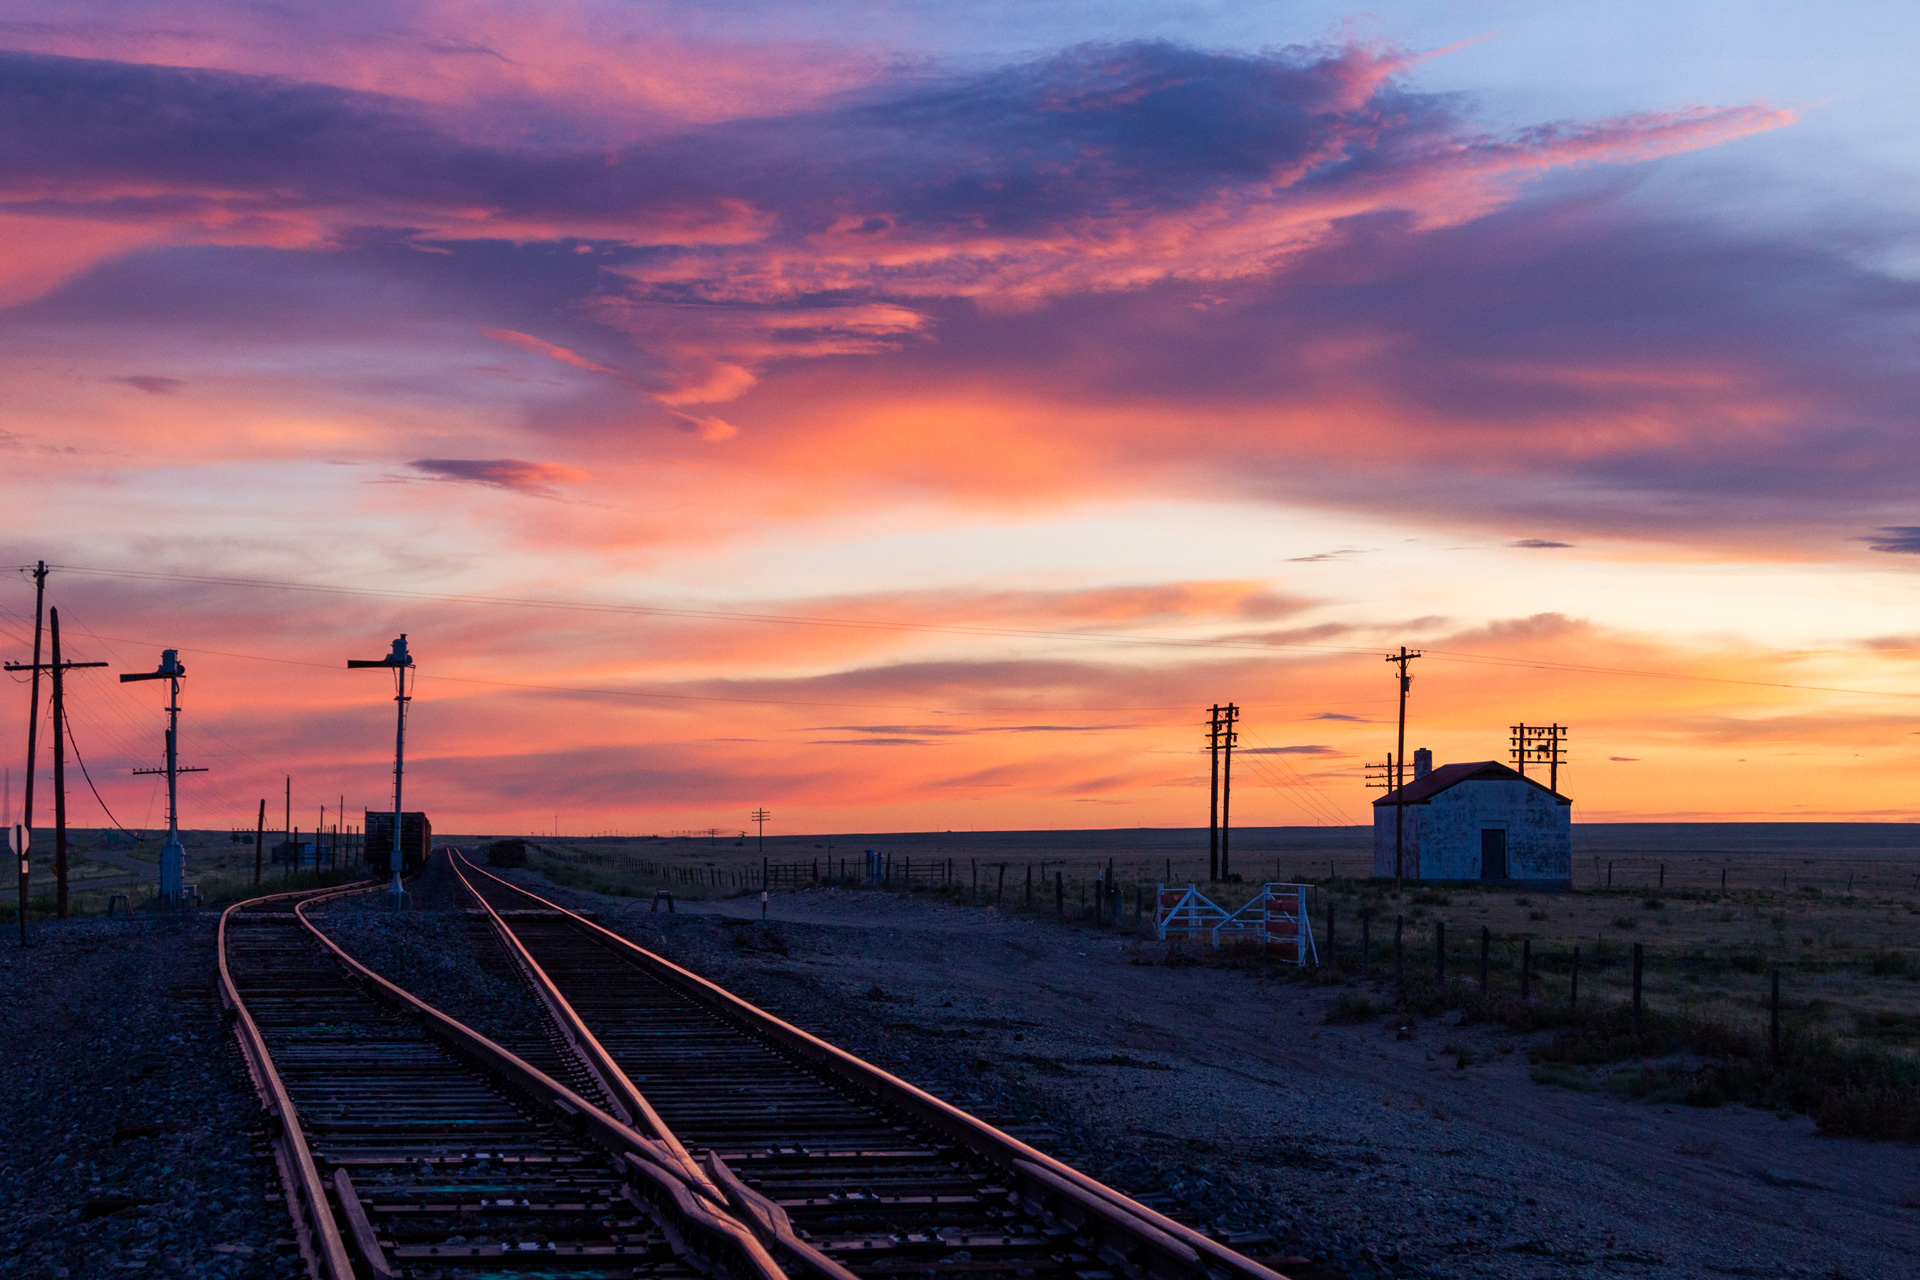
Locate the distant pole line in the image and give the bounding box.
[1207,705,1220,882]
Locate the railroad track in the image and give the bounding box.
[217,883,783,1280]
[446,851,1304,1280]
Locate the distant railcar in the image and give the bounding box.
[364,810,432,875]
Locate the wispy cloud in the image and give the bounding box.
[409,458,588,495]
[1861,526,1920,554]
[1241,744,1340,755]
[114,374,184,395]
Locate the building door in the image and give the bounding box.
[1480,828,1508,880]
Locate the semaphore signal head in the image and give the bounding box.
[119,648,185,682]
[347,634,415,669]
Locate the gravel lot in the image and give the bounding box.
[0,912,300,1280]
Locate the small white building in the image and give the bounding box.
[1372,750,1571,887]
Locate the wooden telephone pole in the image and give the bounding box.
[1219,703,1238,881]
[1207,705,1221,881]
[1385,647,1422,882]
[6,579,106,922]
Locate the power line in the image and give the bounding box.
[1235,747,1348,828]
[41,564,1381,658]
[3,606,1394,718]
[63,702,140,839]
[1238,727,1351,827]
[35,563,1920,701]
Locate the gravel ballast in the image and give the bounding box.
[0,912,300,1280]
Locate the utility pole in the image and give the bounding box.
[48,612,100,918]
[1219,703,1239,881]
[16,561,46,944]
[348,635,414,908]
[1206,705,1221,881]
[1510,723,1569,793]
[122,650,204,902]
[1385,647,1422,884]
[7,605,107,919]
[751,808,770,854]
[284,776,290,849]
[254,799,265,886]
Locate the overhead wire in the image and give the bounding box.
[37,562,1920,701]
[1239,725,1352,825]
[63,701,141,839]
[1235,749,1350,827]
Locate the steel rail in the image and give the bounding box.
[222,874,793,1280]
[453,856,726,1204]
[453,852,1298,1280]
[218,884,369,1280]
[448,853,861,1280]
[288,880,792,1280]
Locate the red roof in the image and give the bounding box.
[1371,760,1569,806]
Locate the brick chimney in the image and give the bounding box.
[1413,747,1433,779]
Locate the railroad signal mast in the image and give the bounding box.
[348,635,415,908]
[1510,722,1568,793]
[122,649,206,902]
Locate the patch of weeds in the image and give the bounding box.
[1325,992,1382,1024]
[1610,915,1638,930]
[1411,890,1451,906]
[1529,1062,1595,1091]
[1870,950,1910,977]
[1513,896,1533,906]
[1852,1009,1920,1048]
[1641,896,1664,910]
[1528,909,1550,921]
[1730,953,1766,974]
[1605,1064,1694,1105]
[1440,1042,1472,1069]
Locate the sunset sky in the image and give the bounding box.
[2,2,1918,836]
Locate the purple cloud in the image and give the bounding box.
[1240,744,1339,755]
[114,374,184,394]
[1862,527,1920,554]
[409,458,586,495]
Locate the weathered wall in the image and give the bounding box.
[1373,781,1570,883]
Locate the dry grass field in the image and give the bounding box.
[0,827,362,920]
